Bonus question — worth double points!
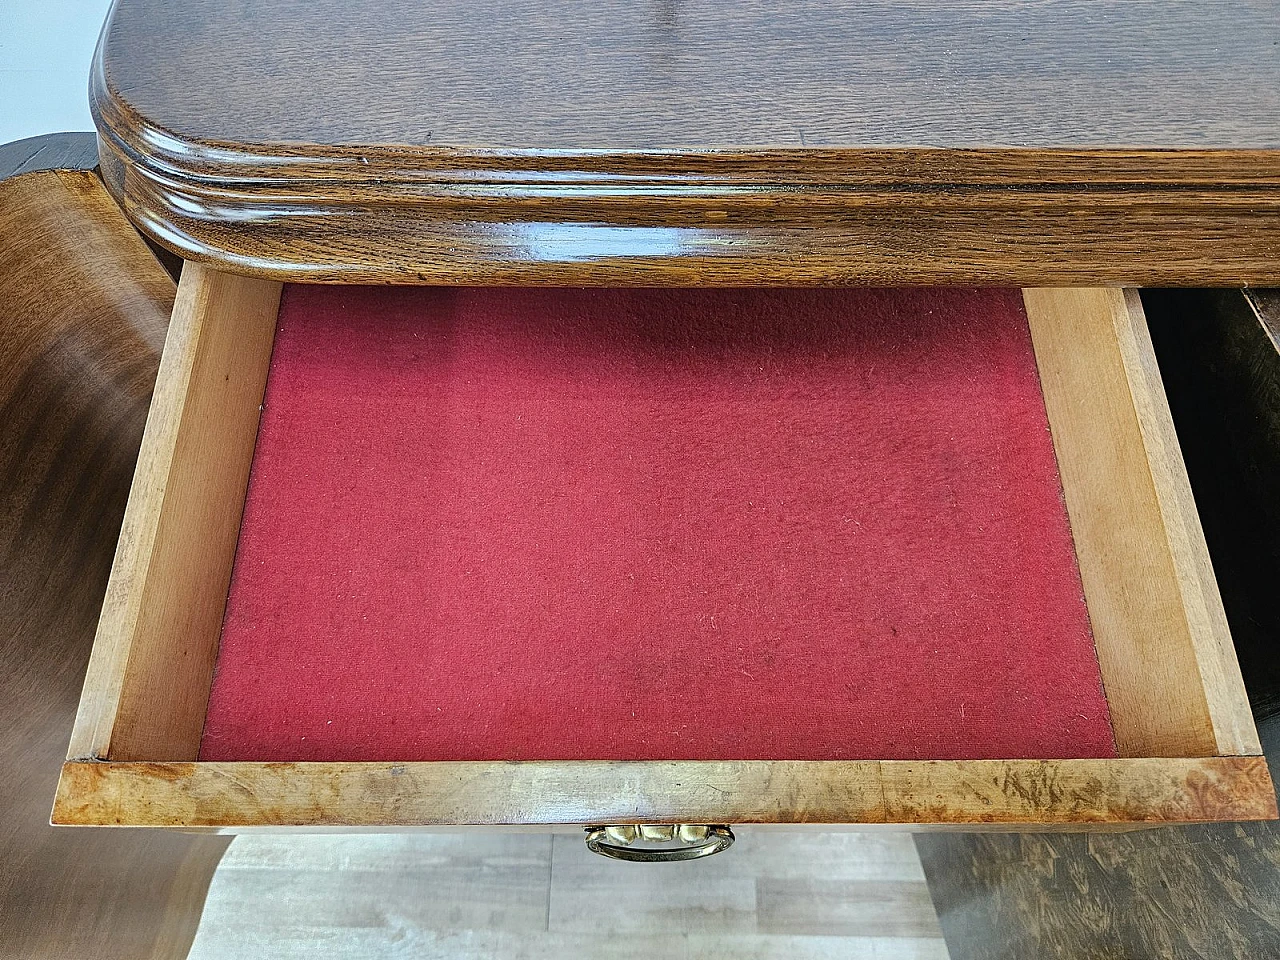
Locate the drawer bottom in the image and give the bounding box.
[201,286,1113,764]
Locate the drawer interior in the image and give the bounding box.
[201,285,1113,763]
[55,269,1273,827]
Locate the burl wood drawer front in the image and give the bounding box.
[53,266,1275,830]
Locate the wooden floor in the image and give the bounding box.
[917,818,1280,960]
[187,830,948,959]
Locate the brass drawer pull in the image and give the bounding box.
[584,824,735,862]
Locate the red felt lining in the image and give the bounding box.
[200,286,1116,762]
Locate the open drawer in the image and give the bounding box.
[53,265,1276,832]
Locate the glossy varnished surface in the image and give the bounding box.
[99,0,1280,151]
[94,0,1280,283]
[0,160,228,958]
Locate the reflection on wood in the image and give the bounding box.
[89,1,1280,283]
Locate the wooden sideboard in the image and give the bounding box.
[53,0,1280,846]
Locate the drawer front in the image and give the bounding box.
[55,757,1274,830]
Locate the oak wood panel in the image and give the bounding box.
[93,0,1280,282]
[66,263,281,762]
[105,161,1280,286]
[52,758,1277,829]
[98,0,1280,152]
[0,166,228,960]
[1024,288,1258,758]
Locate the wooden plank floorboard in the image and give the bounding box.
[917,823,1280,960]
[190,929,951,960]
[756,878,941,938]
[188,831,948,959]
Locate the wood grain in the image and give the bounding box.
[1113,290,1260,754]
[96,0,1280,152]
[51,758,1277,829]
[91,0,1280,282]
[1024,288,1258,758]
[755,878,940,938]
[98,141,1280,288]
[66,264,281,762]
[0,132,98,179]
[0,167,228,960]
[917,820,1280,959]
[548,829,941,939]
[56,275,1274,826]
[918,289,1280,960]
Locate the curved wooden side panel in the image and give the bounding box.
[0,132,98,178]
[53,758,1277,829]
[0,165,229,959]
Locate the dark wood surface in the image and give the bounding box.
[918,288,1280,959]
[0,166,228,959]
[94,0,1280,283]
[98,0,1280,151]
[918,825,1280,960]
[0,133,98,180]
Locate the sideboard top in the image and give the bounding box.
[92,0,1280,284]
[99,0,1280,153]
